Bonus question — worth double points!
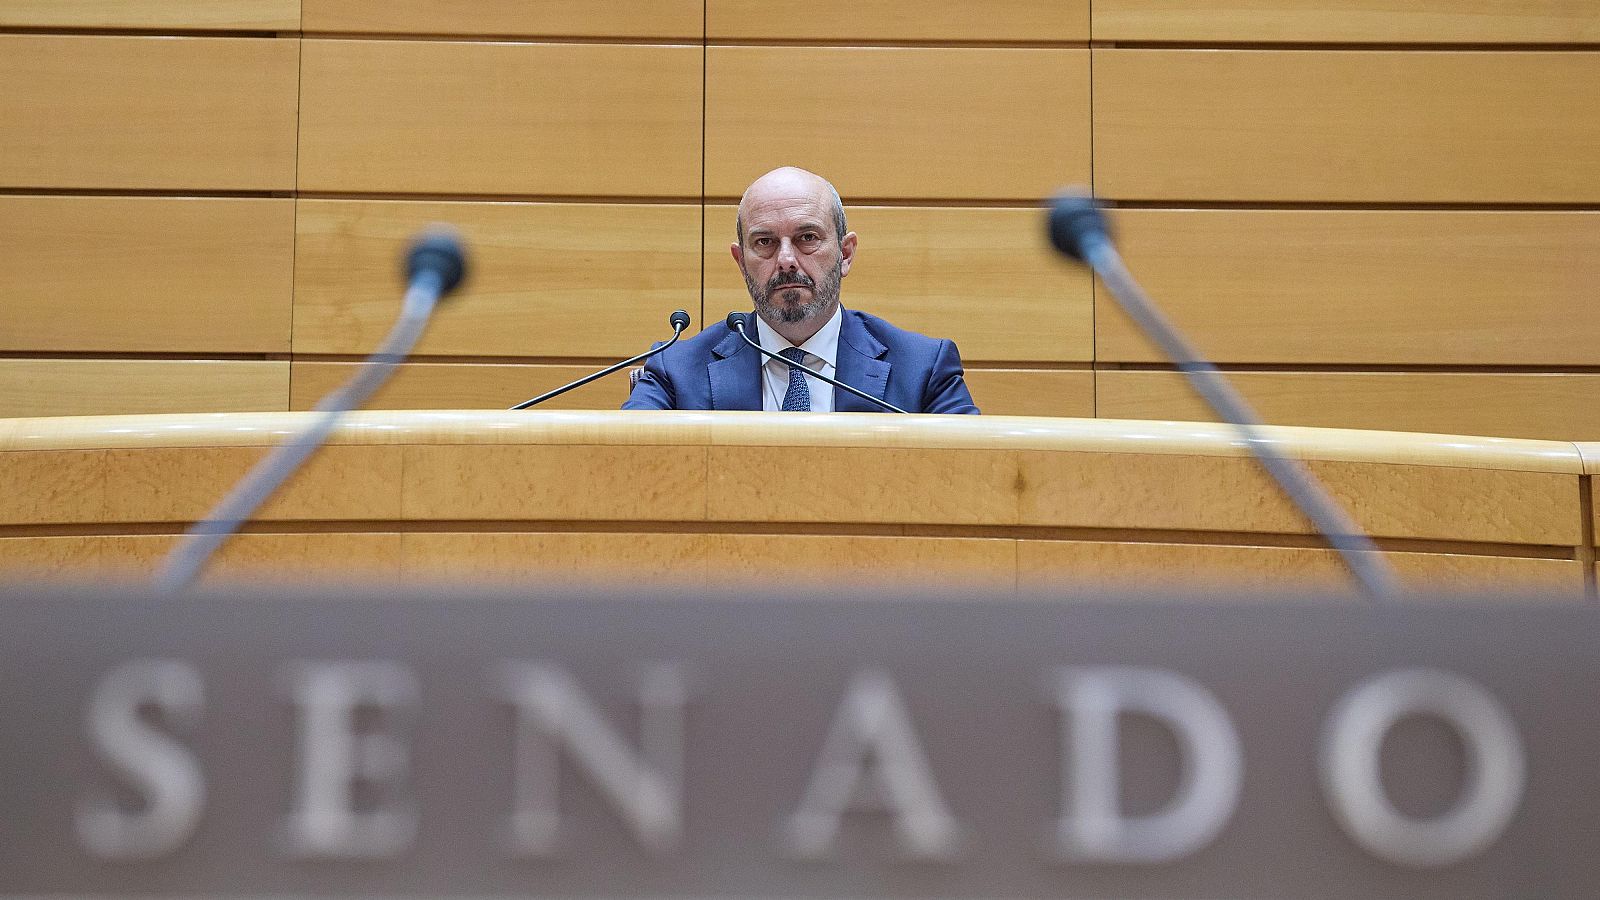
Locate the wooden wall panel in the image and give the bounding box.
[1096,210,1600,365]
[302,1,701,38]
[1018,541,1583,595]
[1098,372,1600,441]
[706,47,1089,200]
[963,370,1094,418]
[0,361,288,418]
[0,0,300,29]
[1093,1,1600,44]
[291,362,630,411]
[703,204,1092,362]
[298,40,701,196]
[2,196,294,353]
[401,533,713,586]
[1093,50,1600,203]
[0,35,298,190]
[294,200,700,356]
[708,0,1089,42]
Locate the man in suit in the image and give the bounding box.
[623,167,979,414]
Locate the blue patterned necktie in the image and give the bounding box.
[778,347,811,412]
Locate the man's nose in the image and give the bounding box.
[775,238,799,269]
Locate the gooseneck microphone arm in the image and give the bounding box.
[726,312,908,414]
[511,310,690,410]
[154,230,469,596]
[1048,193,1399,601]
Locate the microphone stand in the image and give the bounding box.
[726,313,907,414]
[511,311,690,410]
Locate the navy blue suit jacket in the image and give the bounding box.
[622,309,979,414]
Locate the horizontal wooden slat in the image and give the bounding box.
[1018,541,1584,595]
[0,360,289,418]
[706,47,1089,200]
[1098,371,1600,442]
[293,200,700,356]
[0,35,298,190]
[1096,209,1600,365]
[302,1,701,38]
[0,0,300,29]
[708,0,1088,42]
[298,40,701,196]
[963,370,1094,418]
[291,362,631,410]
[1093,0,1600,44]
[0,534,403,583]
[703,204,1092,361]
[1093,50,1600,203]
[400,445,708,521]
[2,196,294,353]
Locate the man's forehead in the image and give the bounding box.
[740,192,830,229]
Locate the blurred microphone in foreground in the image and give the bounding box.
[1047,192,1399,601]
[154,229,469,595]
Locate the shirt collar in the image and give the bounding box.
[754,304,843,370]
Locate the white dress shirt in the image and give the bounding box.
[754,305,842,412]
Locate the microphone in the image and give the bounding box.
[154,227,469,595]
[511,310,691,410]
[1045,192,1399,601]
[725,312,907,414]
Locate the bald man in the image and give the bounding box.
[624,167,979,414]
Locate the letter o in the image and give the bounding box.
[1320,668,1525,867]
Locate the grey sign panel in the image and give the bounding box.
[0,584,1595,898]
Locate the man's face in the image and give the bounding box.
[732,179,856,332]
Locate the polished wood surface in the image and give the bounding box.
[1097,209,1600,365]
[1093,50,1600,203]
[0,35,299,190]
[2,196,294,353]
[290,362,630,411]
[1093,0,1600,44]
[1099,372,1600,442]
[707,0,1089,42]
[0,412,1586,593]
[0,0,301,30]
[293,200,700,356]
[302,1,701,38]
[297,40,701,196]
[703,204,1093,362]
[705,47,1090,200]
[0,360,288,419]
[962,370,1094,418]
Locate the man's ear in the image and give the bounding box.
[839,231,858,277]
[730,241,744,269]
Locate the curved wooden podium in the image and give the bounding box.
[0,410,1592,596]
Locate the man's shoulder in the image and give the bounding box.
[844,308,953,354]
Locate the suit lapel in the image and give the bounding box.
[708,325,762,410]
[835,309,891,412]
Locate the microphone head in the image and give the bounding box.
[405,227,469,297]
[1046,191,1111,264]
[725,311,748,332]
[669,309,691,332]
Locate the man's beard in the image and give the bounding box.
[746,262,841,325]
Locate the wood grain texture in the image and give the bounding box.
[291,362,631,411]
[298,40,701,196]
[707,534,1017,590]
[962,370,1095,418]
[1096,209,1600,365]
[1016,451,1580,545]
[1093,0,1600,44]
[302,0,701,38]
[704,204,1093,361]
[0,0,300,29]
[1018,541,1584,595]
[294,200,700,356]
[708,0,1089,42]
[0,360,289,418]
[1099,371,1600,442]
[2,196,294,353]
[0,533,402,582]
[400,445,708,520]
[0,35,298,190]
[706,47,1089,200]
[400,532,712,586]
[1093,50,1600,203]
